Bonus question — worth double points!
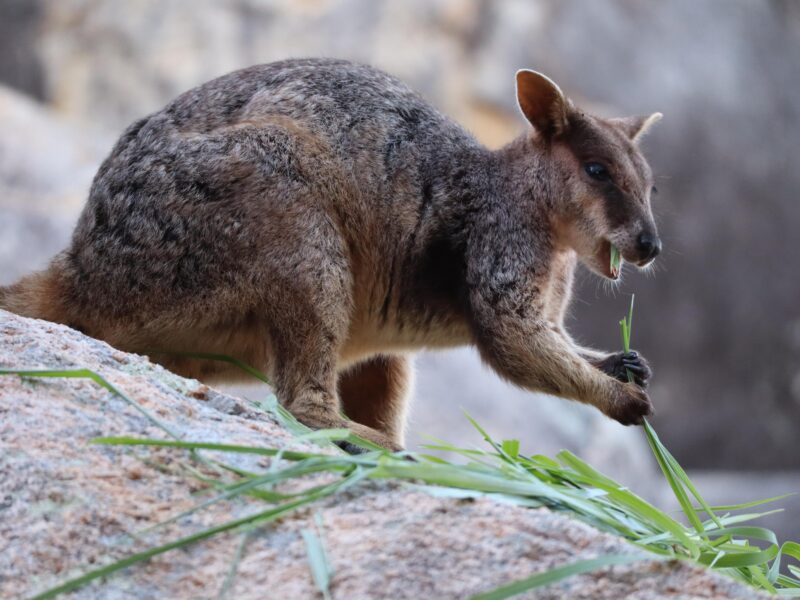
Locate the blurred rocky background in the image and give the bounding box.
[0,0,798,539]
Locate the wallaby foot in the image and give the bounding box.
[290,396,404,453]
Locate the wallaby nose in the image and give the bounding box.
[636,231,662,261]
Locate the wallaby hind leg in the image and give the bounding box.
[273,330,405,453]
[337,355,412,448]
[263,239,403,453]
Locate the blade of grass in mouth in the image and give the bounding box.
[610,244,622,276]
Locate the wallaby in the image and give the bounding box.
[1,58,663,452]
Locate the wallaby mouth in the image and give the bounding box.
[597,240,620,280]
[597,241,656,279]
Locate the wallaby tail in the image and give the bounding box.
[0,274,51,320]
[0,256,72,325]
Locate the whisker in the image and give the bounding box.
[593,277,603,300]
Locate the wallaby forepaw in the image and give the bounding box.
[595,350,652,388]
[606,383,653,426]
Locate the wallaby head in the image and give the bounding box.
[515,69,662,279]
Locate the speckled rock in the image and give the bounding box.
[0,310,765,599]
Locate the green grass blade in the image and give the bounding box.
[703,510,786,531]
[627,294,635,341]
[471,554,659,600]
[556,450,620,489]
[749,565,778,594]
[777,574,800,588]
[650,422,725,529]
[501,439,520,459]
[617,295,635,380]
[464,411,496,445]
[556,451,697,550]
[92,436,320,462]
[770,541,800,584]
[610,244,621,276]
[619,319,629,353]
[302,513,334,600]
[693,494,794,513]
[258,394,312,436]
[0,368,181,439]
[700,546,778,569]
[642,420,706,538]
[645,422,722,529]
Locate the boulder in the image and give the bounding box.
[0,310,765,599]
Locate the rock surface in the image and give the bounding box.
[0,310,766,599]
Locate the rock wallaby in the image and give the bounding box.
[1,58,664,452]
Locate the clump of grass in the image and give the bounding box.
[3,302,800,598]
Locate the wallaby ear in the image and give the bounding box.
[515,69,569,137]
[611,112,663,142]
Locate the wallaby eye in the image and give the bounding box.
[651,185,658,195]
[584,162,611,182]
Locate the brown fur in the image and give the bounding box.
[0,60,663,451]
[338,355,411,445]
